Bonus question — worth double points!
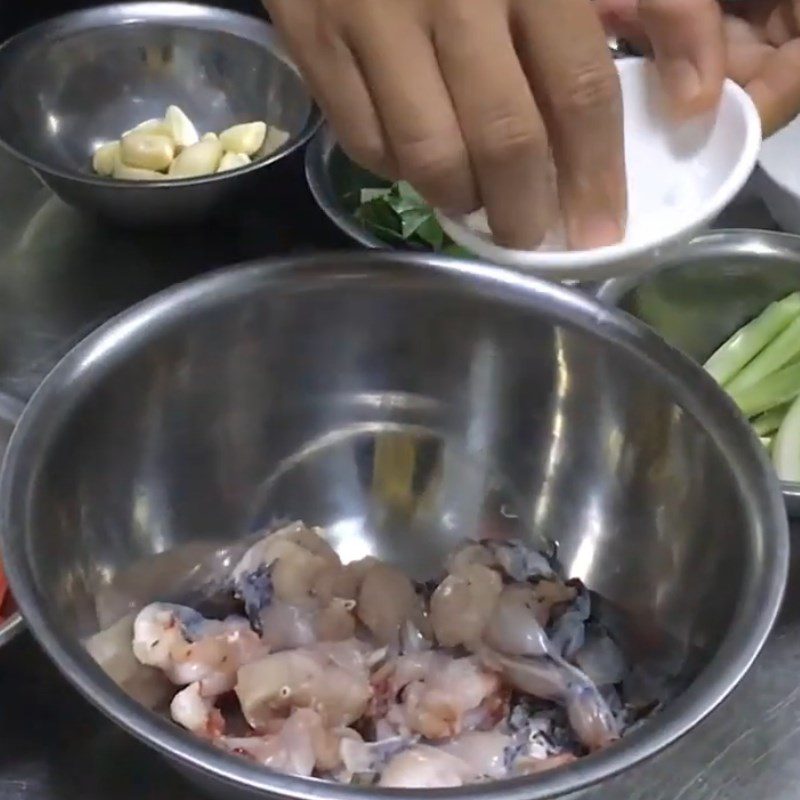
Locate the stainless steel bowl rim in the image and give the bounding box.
[2,251,788,799]
[0,612,23,649]
[596,227,800,511]
[304,125,385,250]
[0,2,322,187]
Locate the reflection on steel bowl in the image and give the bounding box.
[1,252,787,800]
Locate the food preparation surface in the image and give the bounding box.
[0,148,795,800]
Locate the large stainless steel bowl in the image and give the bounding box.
[0,252,788,799]
[0,3,321,227]
[597,229,800,516]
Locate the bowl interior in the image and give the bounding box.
[600,232,800,361]
[304,128,388,248]
[0,5,313,176]
[3,255,785,798]
[440,58,761,277]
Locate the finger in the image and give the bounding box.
[595,0,650,52]
[433,1,550,249]
[746,39,800,135]
[513,0,625,249]
[637,0,726,117]
[597,0,725,117]
[345,3,479,213]
[265,0,396,178]
[725,14,772,87]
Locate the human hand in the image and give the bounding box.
[265,0,626,250]
[724,0,800,135]
[600,0,800,136]
[266,1,728,250]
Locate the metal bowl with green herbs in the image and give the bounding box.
[305,125,471,256]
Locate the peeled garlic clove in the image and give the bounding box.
[122,118,172,140]
[219,122,267,156]
[168,137,223,178]
[165,105,199,149]
[112,157,164,181]
[217,151,251,172]
[263,126,290,156]
[92,141,120,176]
[120,132,174,171]
[201,132,218,142]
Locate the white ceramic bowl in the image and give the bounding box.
[439,58,762,282]
[758,114,800,234]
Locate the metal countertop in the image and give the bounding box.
[0,148,795,800]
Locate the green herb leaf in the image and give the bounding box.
[442,243,474,258]
[355,198,402,236]
[400,208,435,240]
[397,181,425,204]
[359,187,391,204]
[413,215,446,250]
[353,178,472,257]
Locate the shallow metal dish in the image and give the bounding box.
[0,3,321,227]
[305,124,387,249]
[0,251,788,799]
[0,394,25,650]
[597,228,800,516]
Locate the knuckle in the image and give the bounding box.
[434,0,479,31]
[553,63,621,117]
[395,136,468,191]
[473,112,546,167]
[345,136,393,177]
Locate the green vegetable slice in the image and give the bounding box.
[703,292,800,386]
[751,404,790,437]
[772,392,800,482]
[725,314,800,396]
[732,360,800,418]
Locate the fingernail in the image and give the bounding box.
[571,214,622,250]
[662,59,702,108]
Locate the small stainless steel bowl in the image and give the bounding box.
[0,3,321,227]
[0,251,788,799]
[305,124,389,249]
[0,394,25,650]
[597,228,800,516]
